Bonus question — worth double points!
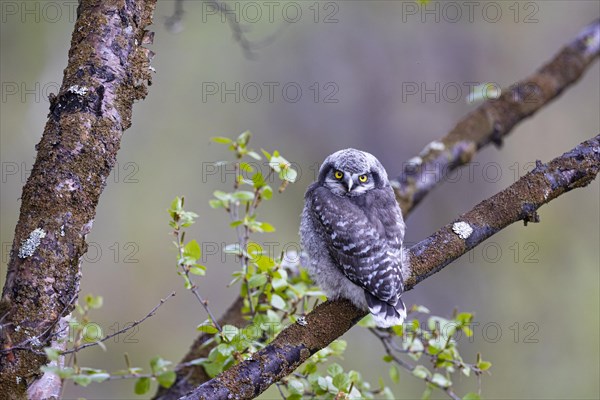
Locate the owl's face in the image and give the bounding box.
[317,148,389,197]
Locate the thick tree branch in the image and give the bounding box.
[154,19,600,399]
[182,135,600,399]
[393,19,599,213]
[0,0,157,398]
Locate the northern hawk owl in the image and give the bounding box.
[300,149,409,328]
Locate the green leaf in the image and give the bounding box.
[134,377,151,395]
[389,364,400,384]
[73,374,92,387]
[391,324,404,337]
[382,354,393,363]
[431,373,451,388]
[259,222,275,232]
[232,191,255,201]
[209,199,224,209]
[329,339,347,355]
[270,294,286,310]
[261,185,273,200]
[202,360,224,378]
[157,371,176,388]
[456,312,473,323]
[282,167,298,183]
[421,385,433,400]
[382,387,396,400]
[462,392,481,400]
[189,265,206,276]
[317,376,329,391]
[87,372,110,383]
[169,197,182,214]
[223,243,242,255]
[150,356,172,374]
[211,136,233,144]
[85,294,103,309]
[412,304,431,314]
[183,240,201,260]
[327,363,343,377]
[462,325,474,337]
[271,277,288,291]
[461,366,471,377]
[213,190,231,201]
[237,130,251,146]
[197,321,219,334]
[44,347,60,361]
[247,151,262,160]
[221,325,239,342]
[248,274,268,288]
[41,365,75,379]
[256,255,275,272]
[332,373,350,390]
[412,365,431,380]
[287,378,305,395]
[303,362,317,375]
[477,361,492,371]
[261,149,272,161]
[239,162,254,173]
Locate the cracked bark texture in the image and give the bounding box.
[154,18,600,400]
[183,135,600,400]
[0,0,157,398]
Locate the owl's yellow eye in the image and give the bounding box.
[334,170,343,180]
[359,174,368,183]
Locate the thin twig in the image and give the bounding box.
[1,292,78,354]
[61,292,176,355]
[176,231,223,332]
[275,382,287,399]
[370,328,461,400]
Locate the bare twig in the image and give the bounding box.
[175,229,222,332]
[1,292,77,355]
[370,329,461,400]
[61,292,176,355]
[202,0,290,60]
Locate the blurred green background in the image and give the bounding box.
[1,1,599,399]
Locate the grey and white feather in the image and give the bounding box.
[300,148,410,328]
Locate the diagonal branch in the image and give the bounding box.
[182,134,600,400]
[153,18,600,400]
[0,0,157,397]
[393,19,599,213]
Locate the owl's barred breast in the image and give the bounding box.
[300,198,370,310]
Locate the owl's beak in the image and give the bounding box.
[345,176,353,192]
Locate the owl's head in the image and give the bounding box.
[317,148,389,197]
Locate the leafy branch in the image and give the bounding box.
[181,134,599,400]
[169,197,222,332]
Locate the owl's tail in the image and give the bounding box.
[365,292,406,328]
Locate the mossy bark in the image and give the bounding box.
[0,1,156,398]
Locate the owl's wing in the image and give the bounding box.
[308,186,405,303]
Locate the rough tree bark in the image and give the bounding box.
[0,0,157,398]
[183,134,600,400]
[154,18,600,400]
